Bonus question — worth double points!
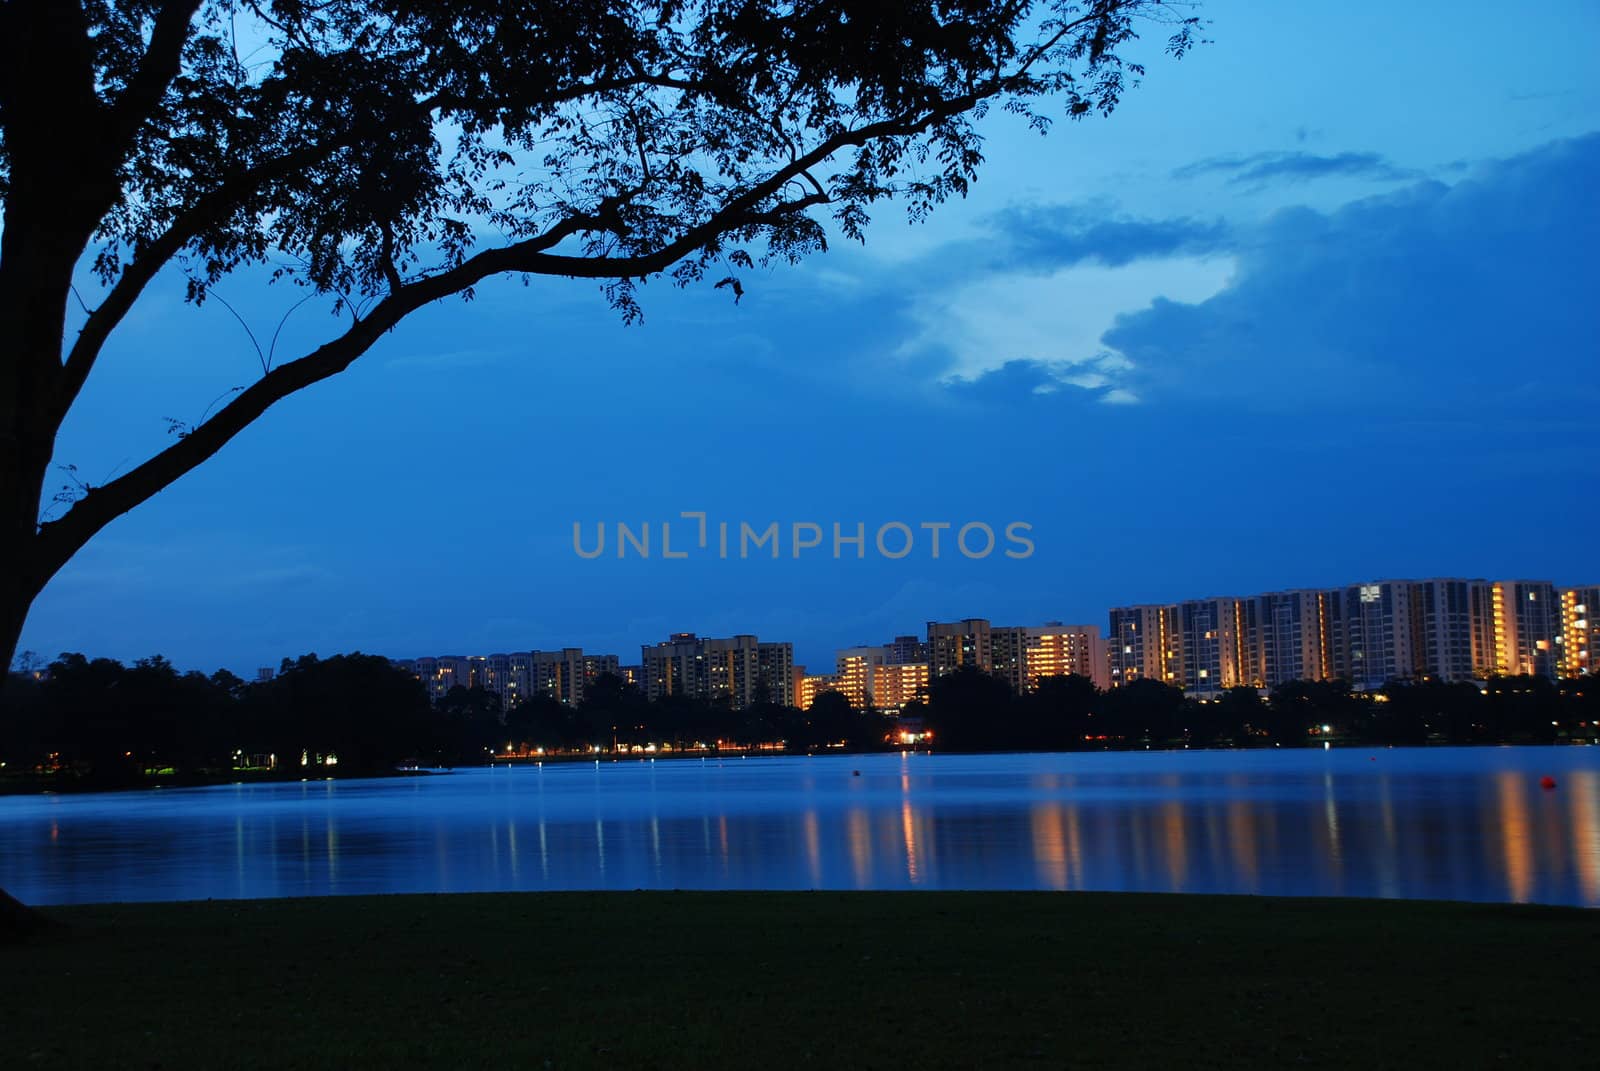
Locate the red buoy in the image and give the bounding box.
[1540,775,1558,791]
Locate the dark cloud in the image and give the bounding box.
[940,359,1067,401]
[1107,133,1600,409]
[1173,149,1420,186]
[985,203,1234,270]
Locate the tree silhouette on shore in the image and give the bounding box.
[0,0,1201,922]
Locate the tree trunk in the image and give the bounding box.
[0,583,28,686]
[0,490,46,929]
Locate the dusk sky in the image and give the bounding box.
[22,0,1600,675]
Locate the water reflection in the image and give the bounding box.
[2,748,1598,907]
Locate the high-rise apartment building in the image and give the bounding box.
[1107,604,1181,688]
[991,624,1108,692]
[1490,580,1562,678]
[829,645,931,710]
[1409,579,1486,682]
[885,635,929,666]
[1175,598,1256,696]
[641,633,794,708]
[796,670,841,711]
[1562,585,1598,676]
[1254,589,1345,687]
[1343,582,1416,691]
[927,618,993,676]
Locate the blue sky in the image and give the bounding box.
[22,0,1600,675]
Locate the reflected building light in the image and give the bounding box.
[650,815,661,881]
[1495,771,1534,904]
[847,809,872,889]
[1323,772,1343,872]
[803,811,822,888]
[1568,770,1600,906]
[902,799,922,886]
[1162,801,1188,892]
[1376,776,1400,899]
[1227,800,1261,893]
[326,822,339,887]
[1031,804,1070,891]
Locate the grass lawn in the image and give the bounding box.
[3,891,1597,1069]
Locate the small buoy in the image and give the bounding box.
[852,770,861,777]
[1540,775,1558,791]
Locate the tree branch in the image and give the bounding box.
[33,80,1001,580]
[104,1,205,157]
[56,144,341,424]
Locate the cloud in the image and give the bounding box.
[1104,132,1600,406]
[1173,150,1420,186]
[984,203,1233,270]
[898,256,1235,400]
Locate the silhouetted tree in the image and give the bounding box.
[1099,677,1184,745]
[0,1,1200,681]
[1481,675,1561,743]
[1378,680,1482,745]
[925,666,1017,751]
[1267,678,1360,747]
[432,684,508,762]
[242,652,433,770]
[1025,673,1099,749]
[1202,685,1263,747]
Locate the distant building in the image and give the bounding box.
[927,618,993,676]
[989,623,1107,692]
[1254,590,1344,687]
[1562,586,1598,676]
[641,633,794,708]
[1108,604,1181,688]
[1490,580,1562,678]
[796,671,841,711]
[885,635,928,666]
[830,646,930,711]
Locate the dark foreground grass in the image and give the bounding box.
[3,892,1597,1069]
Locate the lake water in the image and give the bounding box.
[2,748,1598,907]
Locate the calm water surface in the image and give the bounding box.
[2,748,1598,906]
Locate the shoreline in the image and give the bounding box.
[5,738,1595,797]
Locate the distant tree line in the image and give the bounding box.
[3,654,1597,788]
[914,666,1600,751]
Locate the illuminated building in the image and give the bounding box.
[835,646,885,709]
[1410,578,1487,681]
[1255,589,1345,687]
[1343,582,1416,691]
[527,648,619,706]
[1490,580,1562,678]
[927,618,993,676]
[411,655,471,701]
[1108,605,1181,687]
[1562,586,1598,676]
[873,661,932,709]
[885,635,928,666]
[829,646,931,710]
[1175,598,1256,696]
[797,672,841,711]
[641,632,794,708]
[992,624,1108,692]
